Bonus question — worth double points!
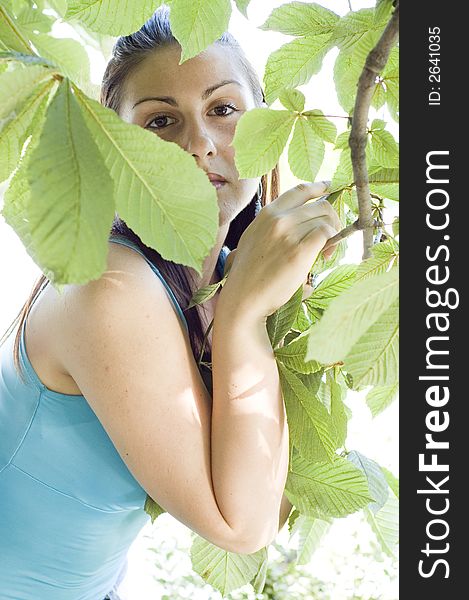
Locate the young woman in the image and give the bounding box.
[0,6,341,599]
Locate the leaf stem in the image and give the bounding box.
[197,317,215,366]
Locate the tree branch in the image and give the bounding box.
[349,1,399,259]
[322,217,380,252]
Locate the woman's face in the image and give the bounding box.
[119,43,261,227]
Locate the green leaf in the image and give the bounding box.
[277,363,337,463]
[144,495,166,523]
[47,0,68,17]
[264,33,333,105]
[370,118,386,131]
[329,187,354,224]
[381,466,399,499]
[30,32,91,85]
[368,166,399,184]
[347,450,388,513]
[15,3,54,34]
[288,117,324,181]
[250,551,268,594]
[234,0,250,18]
[289,514,331,565]
[375,0,394,24]
[275,330,323,374]
[0,78,53,183]
[304,109,337,143]
[306,267,399,364]
[371,80,386,109]
[304,303,323,326]
[386,78,399,122]
[317,373,348,447]
[188,275,227,308]
[279,88,305,112]
[355,239,399,282]
[392,216,399,236]
[285,453,374,518]
[330,148,353,191]
[267,284,303,348]
[74,86,218,274]
[169,0,232,63]
[0,64,51,120]
[344,299,399,388]
[334,130,350,150]
[366,382,399,417]
[260,2,339,37]
[330,8,387,50]
[369,182,399,202]
[334,29,382,112]
[0,4,33,53]
[381,46,399,123]
[65,0,162,36]
[364,493,399,557]
[307,265,357,310]
[25,79,115,284]
[1,145,34,249]
[291,304,312,332]
[190,535,267,595]
[288,507,301,533]
[296,370,324,398]
[370,128,399,168]
[232,108,295,178]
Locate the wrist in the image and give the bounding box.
[217,278,267,329]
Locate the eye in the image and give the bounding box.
[210,103,239,117]
[146,114,176,130]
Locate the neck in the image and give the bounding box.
[188,222,230,290]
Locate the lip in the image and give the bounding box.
[206,172,227,184]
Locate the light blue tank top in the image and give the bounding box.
[0,235,229,600]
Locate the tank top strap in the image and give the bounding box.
[216,245,230,279]
[108,235,189,332]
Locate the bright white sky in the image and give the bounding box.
[0,2,398,597]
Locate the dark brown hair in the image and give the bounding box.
[1,5,280,389]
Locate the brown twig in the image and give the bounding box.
[349,1,400,259]
[322,218,380,252]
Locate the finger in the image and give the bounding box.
[294,198,341,228]
[307,196,342,232]
[272,180,331,212]
[322,244,337,260]
[322,235,340,252]
[296,221,337,246]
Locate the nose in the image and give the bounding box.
[181,121,217,162]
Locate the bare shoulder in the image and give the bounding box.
[60,240,185,332]
[56,240,191,384]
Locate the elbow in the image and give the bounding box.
[233,521,279,555]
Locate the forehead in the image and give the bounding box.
[122,43,250,101]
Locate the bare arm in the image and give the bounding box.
[210,285,290,550]
[278,493,294,532]
[58,247,278,556]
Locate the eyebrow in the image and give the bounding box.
[131,79,242,109]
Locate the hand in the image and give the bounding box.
[225,248,315,301]
[220,181,342,320]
